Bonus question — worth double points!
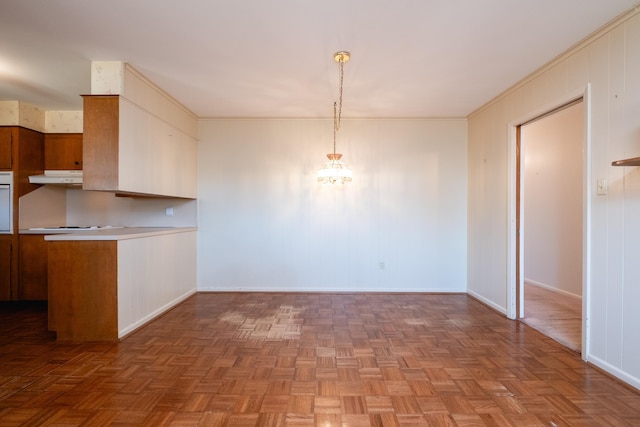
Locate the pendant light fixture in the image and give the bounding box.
[317,51,353,184]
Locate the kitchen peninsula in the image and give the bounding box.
[3,62,199,341]
[46,227,196,342]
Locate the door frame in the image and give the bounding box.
[506,84,592,361]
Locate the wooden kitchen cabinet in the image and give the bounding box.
[0,237,12,300]
[0,126,44,301]
[0,127,12,169]
[44,133,82,170]
[0,127,44,198]
[82,95,197,199]
[18,234,48,300]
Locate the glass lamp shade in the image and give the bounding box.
[317,153,353,184]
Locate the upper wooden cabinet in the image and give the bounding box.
[0,127,12,169]
[82,95,197,199]
[0,126,43,198]
[44,133,83,170]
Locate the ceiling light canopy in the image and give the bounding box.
[317,51,352,185]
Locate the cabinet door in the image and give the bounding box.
[44,133,83,170]
[0,127,12,169]
[19,234,48,300]
[0,237,11,300]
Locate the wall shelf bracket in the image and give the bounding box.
[612,157,640,166]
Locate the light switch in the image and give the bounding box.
[597,178,608,195]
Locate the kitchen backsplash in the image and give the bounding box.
[19,186,197,229]
[66,189,197,228]
[19,186,67,229]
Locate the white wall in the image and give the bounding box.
[522,102,583,297]
[468,9,640,388]
[197,118,467,292]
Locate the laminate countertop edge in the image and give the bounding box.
[43,227,197,241]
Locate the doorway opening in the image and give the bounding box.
[516,99,584,354]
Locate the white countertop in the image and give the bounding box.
[42,227,197,241]
[22,226,123,234]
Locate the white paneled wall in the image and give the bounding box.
[468,9,640,388]
[197,118,467,293]
[117,231,196,337]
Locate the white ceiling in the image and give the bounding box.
[0,1,638,118]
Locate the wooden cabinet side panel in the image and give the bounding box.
[19,235,48,300]
[82,96,119,191]
[48,241,118,341]
[44,133,83,170]
[15,127,44,199]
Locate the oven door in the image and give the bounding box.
[0,172,13,234]
[0,184,11,233]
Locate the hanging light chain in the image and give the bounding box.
[317,51,352,185]
[335,57,344,133]
[333,53,346,155]
[333,101,338,155]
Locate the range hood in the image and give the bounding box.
[29,170,83,185]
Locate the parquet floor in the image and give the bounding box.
[1,293,640,426]
[522,282,582,353]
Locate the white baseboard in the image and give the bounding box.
[118,288,197,338]
[466,289,507,315]
[197,286,466,293]
[587,354,640,392]
[524,278,581,300]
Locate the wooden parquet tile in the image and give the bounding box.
[1,294,640,426]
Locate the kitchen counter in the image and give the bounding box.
[20,228,108,235]
[21,226,125,235]
[47,226,197,341]
[42,227,196,241]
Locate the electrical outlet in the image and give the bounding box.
[165,207,174,216]
[379,261,385,270]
